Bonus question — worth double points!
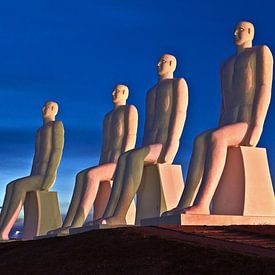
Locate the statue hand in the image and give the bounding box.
[243,124,263,147]
[160,140,178,164]
[41,186,50,191]
[41,174,56,191]
[157,150,172,164]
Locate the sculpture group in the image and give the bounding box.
[0,21,275,241]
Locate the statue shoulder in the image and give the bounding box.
[174,77,188,87]
[173,78,188,97]
[53,120,64,132]
[256,45,273,60]
[256,44,271,51]
[126,104,138,118]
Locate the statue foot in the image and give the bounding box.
[88,218,104,226]
[162,207,183,217]
[57,227,71,236]
[47,227,62,235]
[180,205,210,215]
[0,232,9,241]
[47,226,71,236]
[101,216,127,225]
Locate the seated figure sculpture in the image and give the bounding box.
[94,54,188,225]
[49,84,138,235]
[164,21,273,216]
[0,101,64,240]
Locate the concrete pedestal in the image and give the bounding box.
[212,146,275,216]
[141,213,275,226]
[142,147,275,226]
[22,191,62,240]
[135,164,184,225]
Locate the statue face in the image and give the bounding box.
[42,101,58,119]
[157,55,175,76]
[112,85,128,104]
[234,22,253,46]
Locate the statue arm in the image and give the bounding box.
[160,78,188,163]
[30,129,41,175]
[41,121,65,190]
[247,46,273,146]
[218,64,226,127]
[99,114,110,164]
[122,105,138,152]
[142,89,155,146]
[218,104,225,127]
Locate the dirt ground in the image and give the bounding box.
[0,225,275,274]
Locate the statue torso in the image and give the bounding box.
[35,122,55,175]
[220,47,259,125]
[100,106,129,163]
[143,78,175,147]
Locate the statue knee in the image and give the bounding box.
[6,182,14,192]
[13,182,25,195]
[209,130,224,145]
[127,151,139,164]
[194,134,207,149]
[86,169,97,183]
[121,151,129,160]
[117,151,128,164]
[76,170,85,182]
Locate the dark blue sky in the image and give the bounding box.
[0,0,275,214]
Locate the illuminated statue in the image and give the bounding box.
[164,21,273,216]
[49,84,138,235]
[96,54,188,225]
[0,101,64,240]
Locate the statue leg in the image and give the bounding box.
[100,152,130,219]
[70,163,117,228]
[163,131,211,217]
[61,169,89,228]
[0,175,43,240]
[0,182,16,227]
[183,122,249,214]
[103,144,163,225]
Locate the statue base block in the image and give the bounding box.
[212,146,275,216]
[136,164,184,225]
[22,191,62,240]
[141,214,275,226]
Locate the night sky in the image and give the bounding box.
[0,0,275,215]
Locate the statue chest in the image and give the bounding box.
[154,81,173,116]
[39,125,53,151]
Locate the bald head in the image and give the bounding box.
[157,54,177,78]
[234,21,255,47]
[112,84,129,107]
[42,101,59,121]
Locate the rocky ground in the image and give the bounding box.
[0,225,275,274]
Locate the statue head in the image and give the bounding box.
[234,21,254,47]
[112,84,129,107]
[157,54,177,78]
[42,101,59,121]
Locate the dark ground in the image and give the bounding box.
[0,225,275,274]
